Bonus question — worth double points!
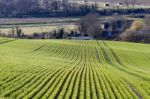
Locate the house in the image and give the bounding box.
[117,2,123,6]
[68,0,85,4]
[101,19,133,38]
[104,3,110,7]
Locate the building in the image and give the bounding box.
[69,0,85,4]
[104,3,110,7]
[101,19,133,38]
[117,2,123,6]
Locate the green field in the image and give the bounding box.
[0,38,150,99]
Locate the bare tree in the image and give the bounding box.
[42,0,52,10]
[123,0,137,8]
[16,25,22,37]
[78,13,102,38]
[11,26,15,37]
[131,0,137,8]
[123,0,130,9]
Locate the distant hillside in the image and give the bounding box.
[70,0,150,5]
[0,0,149,18]
[100,0,150,5]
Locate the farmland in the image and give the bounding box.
[0,16,149,35]
[0,18,78,34]
[0,38,150,99]
[0,24,77,34]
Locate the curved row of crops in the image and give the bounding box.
[0,38,149,99]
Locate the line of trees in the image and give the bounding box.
[0,0,149,17]
[0,26,80,39]
[0,0,98,17]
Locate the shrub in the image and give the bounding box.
[120,26,150,43]
[130,21,145,31]
[120,29,136,42]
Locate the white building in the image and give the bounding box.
[117,2,123,6]
[68,0,85,4]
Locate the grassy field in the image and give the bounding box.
[0,24,77,34]
[0,18,79,34]
[0,38,150,99]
